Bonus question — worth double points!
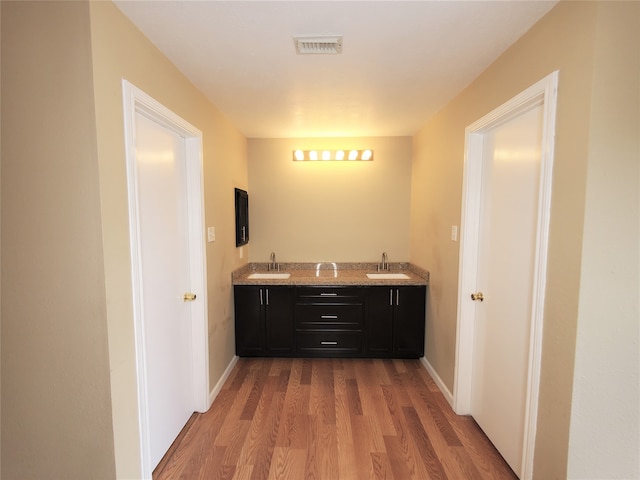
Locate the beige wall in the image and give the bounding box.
[410,1,638,478]
[89,2,248,478]
[248,137,412,263]
[1,2,115,478]
[567,3,639,478]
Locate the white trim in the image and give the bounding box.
[184,128,210,415]
[453,71,558,480]
[453,131,484,415]
[420,357,454,407]
[122,80,209,480]
[209,356,240,407]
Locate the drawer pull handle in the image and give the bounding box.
[321,315,338,319]
[320,293,338,296]
[321,341,338,345]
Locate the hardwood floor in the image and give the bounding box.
[154,358,517,480]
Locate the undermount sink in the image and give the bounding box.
[247,273,291,279]
[366,273,411,279]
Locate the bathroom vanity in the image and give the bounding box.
[232,263,428,358]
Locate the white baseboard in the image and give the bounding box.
[420,357,454,408]
[208,355,239,408]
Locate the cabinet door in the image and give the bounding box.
[365,287,394,357]
[393,286,426,358]
[234,286,265,356]
[265,287,294,355]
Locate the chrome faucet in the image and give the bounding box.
[380,252,389,271]
[268,252,278,271]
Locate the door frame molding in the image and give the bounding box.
[453,71,558,479]
[122,80,209,479]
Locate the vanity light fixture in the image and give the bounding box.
[292,149,374,161]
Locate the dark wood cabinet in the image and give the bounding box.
[234,286,264,356]
[234,284,425,358]
[265,287,294,355]
[365,287,395,356]
[365,286,426,358]
[294,287,364,357]
[391,286,426,358]
[234,285,293,356]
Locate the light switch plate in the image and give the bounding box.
[451,225,458,242]
[207,226,215,243]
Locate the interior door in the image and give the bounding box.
[135,111,194,469]
[470,104,543,475]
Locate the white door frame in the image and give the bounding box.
[453,71,558,479]
[122,80,210,479]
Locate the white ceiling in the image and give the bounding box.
[114,1,557,138]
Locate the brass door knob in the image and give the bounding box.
[471,292,484,302]
[183,292,197,302]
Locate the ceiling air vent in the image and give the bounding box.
[294,35,343,55]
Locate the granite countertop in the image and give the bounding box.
[232,262,429,286]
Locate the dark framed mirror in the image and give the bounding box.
[235,188,249,247]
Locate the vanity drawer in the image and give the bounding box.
[296,287,364,304]
[296,331,362,355]
[295,304,363,329]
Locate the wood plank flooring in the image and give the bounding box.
[153,358,517,480]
